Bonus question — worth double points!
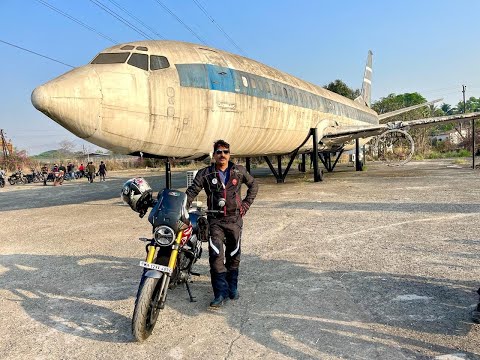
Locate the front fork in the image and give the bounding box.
[143,231,184,308]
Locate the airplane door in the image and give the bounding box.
[149,67,184,152]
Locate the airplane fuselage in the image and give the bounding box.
[32,40,379,158]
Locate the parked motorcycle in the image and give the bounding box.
[25,169,44,183]
[8,171,26,185]
[122,179,209,341]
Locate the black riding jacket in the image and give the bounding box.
[186,162,258,217]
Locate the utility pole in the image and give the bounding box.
[464,85,476,169]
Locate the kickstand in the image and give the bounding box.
[185,281,196,302]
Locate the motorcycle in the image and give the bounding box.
[25,169,44,183]
[8,171,26,185]
[0,172,5,188]
[128,187,210,341]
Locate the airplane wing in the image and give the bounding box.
[321,112,480,146]
[378,98,442,121]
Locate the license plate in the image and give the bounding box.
[139,261,172,274]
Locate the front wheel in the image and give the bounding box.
[132,276,166,341]
[8,178,15,185]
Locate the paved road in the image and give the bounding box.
[1,161,479,359]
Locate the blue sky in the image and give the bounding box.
[1,0,479,154]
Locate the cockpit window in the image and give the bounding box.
[91,52,130,64]
[150,55,170,70]
[120,45,134,50]
[127,53,148,71]
[136,46,148,51]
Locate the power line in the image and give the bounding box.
[152,0,208,45]
[191,0,246,56]
[105,0,164,40]
[33,0,117,44]
[88,0,153,40]
[0,39,74,68]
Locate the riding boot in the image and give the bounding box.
[210,271,229,308]
[473,288,480,324]
[226,269,239,300]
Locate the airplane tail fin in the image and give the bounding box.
[354,50,373,107]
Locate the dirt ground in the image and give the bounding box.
[1,160,479,359]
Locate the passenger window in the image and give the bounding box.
[283,88,288,98]
[128,53,148,71]
[250,77,257,89]
[242,76,249,87]
[264,82,270,93]
[91,52,130,64]
[272,83,277,95]
[257,79,264,91]
[150,55,170,70]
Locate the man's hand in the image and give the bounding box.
[240,201,250,217]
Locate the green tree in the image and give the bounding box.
[440,103,453,115]
[372,92,428,123]
[324,79,361,100]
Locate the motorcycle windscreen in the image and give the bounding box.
[148,189,189,231]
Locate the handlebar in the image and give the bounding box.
[189,206,224,215]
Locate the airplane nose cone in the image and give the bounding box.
[31,85,50,113]
[31,66,102,139]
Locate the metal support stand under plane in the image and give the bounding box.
[263,128,323,182]
[312,128,322,182]
[264,151,299,183]
[298,153,306,172]
[165,159,172,189]
[355,138,363,171]
[246,157,251,173]
[318,149,344,173]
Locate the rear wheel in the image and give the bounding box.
[8,178,15,185]
[132,276,166,341]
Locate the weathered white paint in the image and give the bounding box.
[32,40,378,158]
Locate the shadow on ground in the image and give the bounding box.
[1,253,478,358]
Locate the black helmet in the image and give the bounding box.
[121,177,153,214]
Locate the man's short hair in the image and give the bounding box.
[213,139,230,152]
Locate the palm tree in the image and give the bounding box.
[440,103,453,115]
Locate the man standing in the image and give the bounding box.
[473,288,480,323]
[98,161,107,181]
[41,163,49,186]
[186,140,258,308]
[86,162,95,183]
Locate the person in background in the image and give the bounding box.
[67,162,75,180]
[41,163,49,186]
[86,161,95,183]
[98,161,107,182]
[78,163,85,178]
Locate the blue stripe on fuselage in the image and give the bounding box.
[175,63,377,125]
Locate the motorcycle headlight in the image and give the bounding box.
[154,226,175,246]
